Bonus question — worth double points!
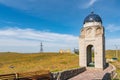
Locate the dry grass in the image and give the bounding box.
[1,50,120,78]
[0,52,79,74]
[106,50,120,79]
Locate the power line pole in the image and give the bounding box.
[115,45,118,59]
[40,42,43,52]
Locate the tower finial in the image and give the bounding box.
[91,4,94,14]
[91,11,94,14]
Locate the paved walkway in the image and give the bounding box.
[69,65,113,80]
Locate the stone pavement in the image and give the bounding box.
[69,65,113,80]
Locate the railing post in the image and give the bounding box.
[15,73,18,79]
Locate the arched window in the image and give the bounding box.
[96,27,102,35]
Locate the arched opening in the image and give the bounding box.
[87,45,95,67]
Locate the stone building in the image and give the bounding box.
[79,12,106,69]
[59,49,71,54]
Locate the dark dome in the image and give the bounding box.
[83,12,102,24]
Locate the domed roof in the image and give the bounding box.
[83,12,102,24]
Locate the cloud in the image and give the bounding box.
[0,0,79,19]
[82,0,98,9]
[0,27,119,52]
[106,38,120,50]
[0,27,78,52]
[88,0,97,7]
[0,0,65,11]
[0,0,38,10]
[106,24,120,32]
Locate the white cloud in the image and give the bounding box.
[0,27,119,53]
[106,24,120,32]
[0,0,63,11]
[0,28,78,53]
[88,0,97,7]
[106,38,120,50]
[82,0,98,8]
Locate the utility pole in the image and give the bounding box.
[115,45,118,59]
[40,42,43,52]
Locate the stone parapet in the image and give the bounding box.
[109,64,117,79]
[50,67,86,80]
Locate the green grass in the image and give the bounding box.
[0,52,79,74]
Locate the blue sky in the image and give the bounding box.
[0,0,120,52]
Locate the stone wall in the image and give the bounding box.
[109,64,117,79]
[102,64,116,80]
[50,67,86,80]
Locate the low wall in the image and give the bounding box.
[51,67,86,80]
[102,63,116,80]
[109,64,117,79]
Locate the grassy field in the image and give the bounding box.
[0,50,120,79]
[0,52,79,74]
[106,50,120,79]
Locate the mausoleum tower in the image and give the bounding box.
[79,12,106,69]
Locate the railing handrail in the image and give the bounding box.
[0,73,16,77]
